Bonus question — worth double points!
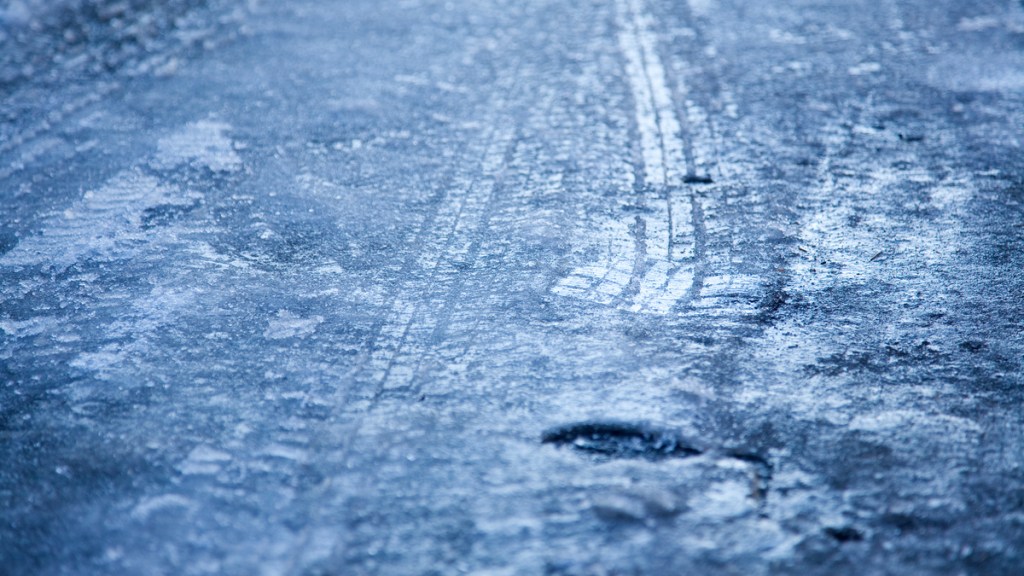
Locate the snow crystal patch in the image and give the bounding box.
[928,53,1024,92]
[849,410,981,435]
[131,494,196,520]
[0,170,191,269]
[262,443,308,462]
[0,316,58,337]
[931,183,972,211]
[957,16,1001,32]
[178,445,232,475]
[263,310,323,340]
[187,444,231,462]
[688,0,715,18]
[848,62,882,76]
[69,345,125,374]
[153,120,242,173]
[697,479,753,519]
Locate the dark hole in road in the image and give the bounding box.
[960,340,986,353]
[726,450,773,477]
[825,526,864,543]
[541,421,700,461]
[683,174,714,184]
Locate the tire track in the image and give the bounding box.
[553,0,710,316]
[365,123,517,397]
[615,0,686,189]
[287,64,525,569]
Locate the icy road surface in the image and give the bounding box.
[2,0,1024,574]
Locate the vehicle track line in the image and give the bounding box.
[553,0,708,315]
[615,0,686,189]
[287,51,529,565]
[371,123,517,396]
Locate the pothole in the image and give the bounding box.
[825,526,864,543]
[541,421,700,461]
[683,174,714,184]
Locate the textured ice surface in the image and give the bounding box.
[0,0,63,24]
[2,0,1023,574]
